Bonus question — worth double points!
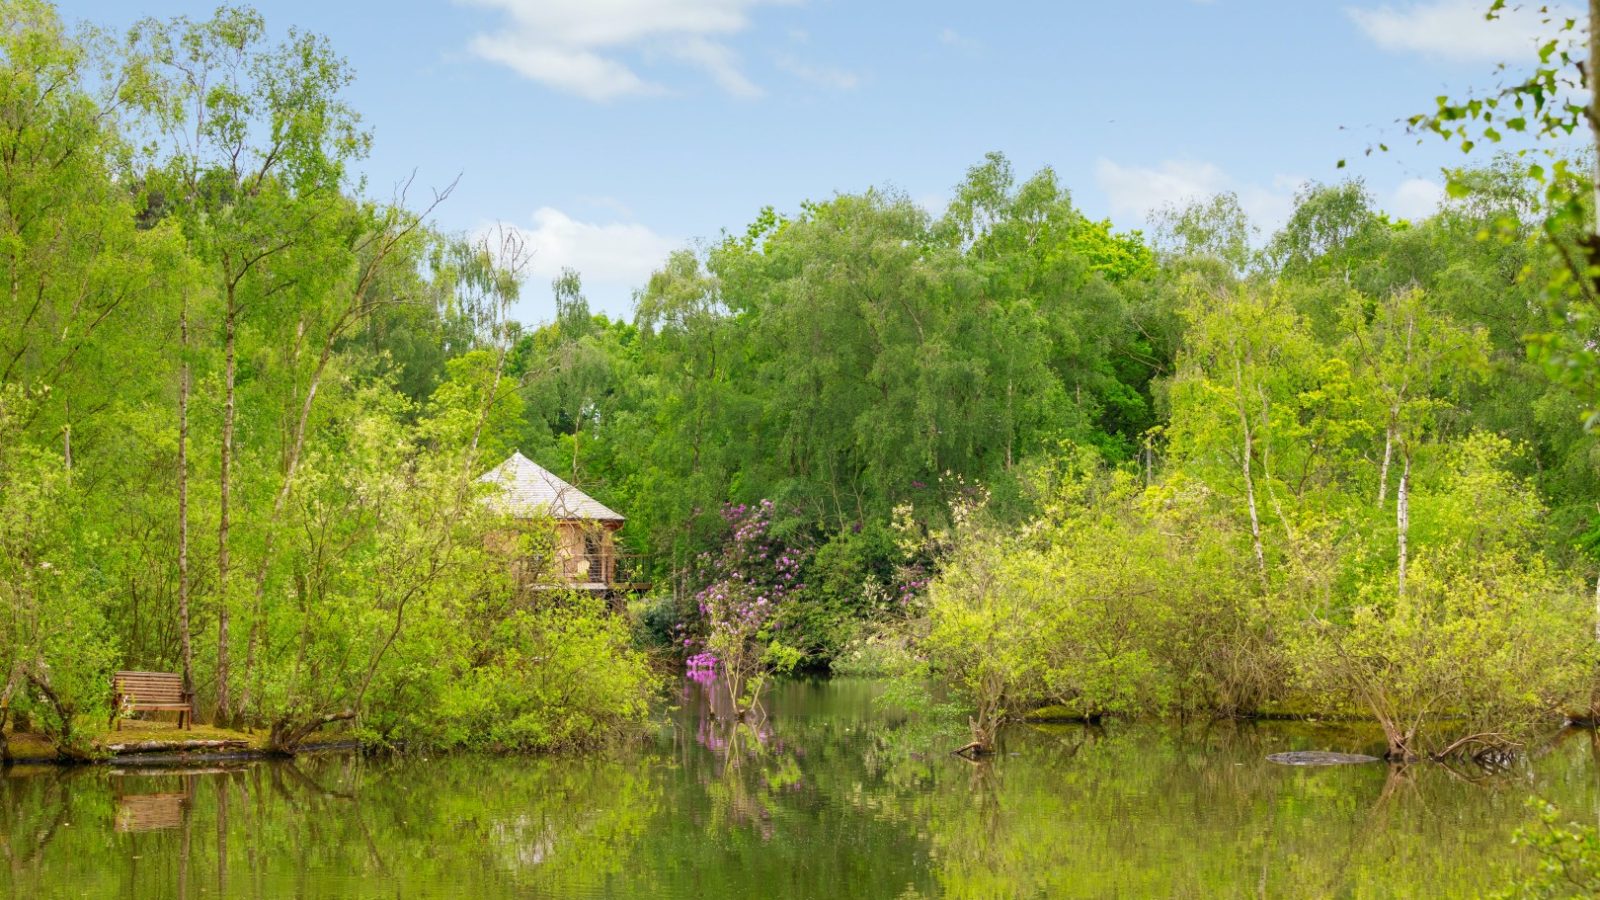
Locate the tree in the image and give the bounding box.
[1389,2,1600,418]
[127,7,452,721]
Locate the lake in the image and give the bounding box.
[3,677,1593,898]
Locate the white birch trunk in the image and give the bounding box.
[1397,447,1411,599]
[178,295,194,692]
[1377,421,1394,507]
[1234,356,1268,585]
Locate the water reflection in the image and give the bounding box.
[2,678,1596,898]
[113,776,191,833]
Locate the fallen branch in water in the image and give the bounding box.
[1429,731,1520,762]
[104,739,252,754]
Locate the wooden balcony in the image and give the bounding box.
[529,552,652,593]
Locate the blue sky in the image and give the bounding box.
[58,0,1578,322]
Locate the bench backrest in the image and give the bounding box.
[113,671,186,703]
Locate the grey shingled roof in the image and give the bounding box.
[477,451,625,522]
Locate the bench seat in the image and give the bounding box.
[111,670,194,730]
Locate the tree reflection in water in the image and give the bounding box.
[4,680,1599,898]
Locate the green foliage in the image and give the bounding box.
[1288,434,1595,757]
[378,593,651,752]
[1384,4,1600,423]
[628,592,680,649]
[0,4,650,756]
[8,0,1600,765]
[1500,799,1600,899]
[916,257,1598,751]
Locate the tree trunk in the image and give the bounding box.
[1228,353,1267,586]
[1593,502,1599,643]
[178,295,194,693]
[0,668,18,764]
[266,709,355,755]
[1397,447,1411,599]
[61,400,70,483]
[1591,504,1600,715]
[217,286,236,722]
[1377,420,1394,507]
[1381,719,1417,762]
[1005,379,1015,470]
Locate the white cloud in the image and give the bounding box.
[670,35,763,97]
[937,27,982,51]
[1096,159,1228,219]
[463,0,776,101]
[1347,0,1578,62]
[485,207,682,315]
[775,54,859,90]
[514,207,681,283]
[1389,177,1444,220]
[1096,159,1447,232]
[1094,159,1303,232]
[470,39,663,100]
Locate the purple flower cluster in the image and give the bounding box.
[689,499,811,677]
[895,564,930,607]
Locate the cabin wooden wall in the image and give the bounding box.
[487,520,618,588]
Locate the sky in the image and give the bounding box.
[57,0,1581,323]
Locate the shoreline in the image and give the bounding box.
[1,725,364,769]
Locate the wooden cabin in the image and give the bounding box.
[478,451,648,594]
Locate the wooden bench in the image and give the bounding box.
[111,671,193,730]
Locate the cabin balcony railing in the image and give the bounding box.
[524,553,652,592]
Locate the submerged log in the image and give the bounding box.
[1266,751,1381,766]
[103,739,251,754]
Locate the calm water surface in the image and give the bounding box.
[4,677,1598,898]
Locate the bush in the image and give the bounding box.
[370,592,653,752]
[1288,435,1595,759]
[830,625,923,677]
[630,592,680,650]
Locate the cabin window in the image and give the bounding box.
[584,533,604,582]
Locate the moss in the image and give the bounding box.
[1022,704,1101,723]
[5,720,269,762]
[5,731,59,762]
[97,721,266,749]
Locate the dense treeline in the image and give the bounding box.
[526,160,1600,756]
[516,155,1172,658]
[6,0,1600,762]
[909,171,1600,759]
